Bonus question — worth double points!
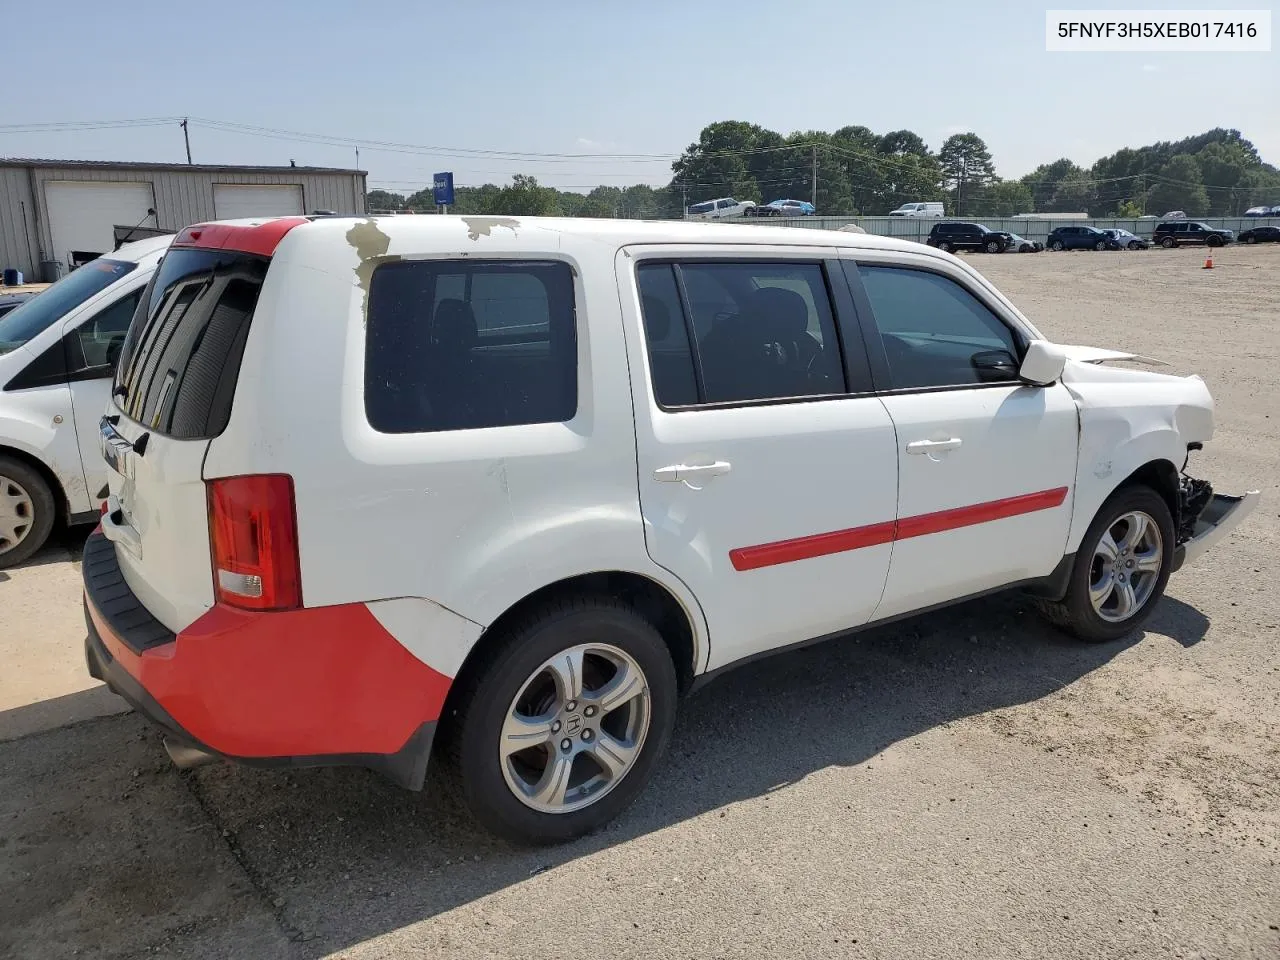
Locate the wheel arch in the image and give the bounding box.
[439,570,704,731]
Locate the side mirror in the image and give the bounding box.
[970,349,1020,383]
[1019,339,1067,386]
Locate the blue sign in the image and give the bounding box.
[433,172,455,207]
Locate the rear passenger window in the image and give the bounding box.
[365,260,577,434]
[636,261,845,406]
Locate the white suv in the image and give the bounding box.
[84,215,1257,844]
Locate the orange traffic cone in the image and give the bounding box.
[1203,254,1214,269]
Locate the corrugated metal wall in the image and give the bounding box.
[0,167,39,281]
[1,165,366,279]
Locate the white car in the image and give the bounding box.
[889,201,944,217]
[0,234,171,566]
[685,197,757,220]
[83,215,1258,845]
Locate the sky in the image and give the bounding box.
[3,0,1276,196]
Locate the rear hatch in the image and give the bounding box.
[100,235,278,632]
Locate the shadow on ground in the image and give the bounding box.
[0,591,1211,959]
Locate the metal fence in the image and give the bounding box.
[735,215,1280,243]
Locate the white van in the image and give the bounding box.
[83,215,1255,845]
[888,202,944,217]
[686,197,757,220]
[0,234,171,566]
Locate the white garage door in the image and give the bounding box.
[45,181,157,269]
[213,183,305,219]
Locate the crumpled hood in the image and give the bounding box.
[1058,345,1215,446]
[1056,344,1170,367]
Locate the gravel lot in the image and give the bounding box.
[1,245,1277,960]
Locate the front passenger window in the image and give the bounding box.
[67,291,142,377]
[857,266,1021,390]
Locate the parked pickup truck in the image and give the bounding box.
[83,215,1258,845]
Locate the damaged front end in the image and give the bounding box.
[1171,450,1261,572]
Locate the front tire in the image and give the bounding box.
[443,596,678,845]
[1207,235,1224,247]
[0,456,56,569]
[1035,485,1174,643]
[985,239,1002,253]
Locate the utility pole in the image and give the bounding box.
[681,181,688,215]
[181,119,192,164]
[811,144,818,208]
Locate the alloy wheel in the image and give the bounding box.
[499,643,651,814]
[1089,510,1163,623]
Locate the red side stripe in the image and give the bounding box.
[730,520,896,572]
[729,486,1069,572]
[896,486,1069,542]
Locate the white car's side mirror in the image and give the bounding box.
[1019,340,1068,386]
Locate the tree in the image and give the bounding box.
[939,133,995,215]
[877,129,930,157]
[972,179,1033,217]
[366,189,405,212]
[1145,155,1210,217]
[670,120,782,209]
[487,175,562,216]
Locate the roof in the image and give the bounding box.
[272,213,936,257]
[0,158,365,176]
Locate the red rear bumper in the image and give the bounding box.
[82,530,451,788]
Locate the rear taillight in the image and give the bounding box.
[206,475,302,611]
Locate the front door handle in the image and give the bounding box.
[906,438,962,455]
[654,461,732,489]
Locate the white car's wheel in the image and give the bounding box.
[1035,485,1174,642]
[0,456,56,569]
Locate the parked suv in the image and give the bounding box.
[926,221,1014,253]
[1046,226,1118,251]
[1153,221,1234,248]
[84,215,1257,845]
[0,234,171,566]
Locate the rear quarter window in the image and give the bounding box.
[364,260,578,434]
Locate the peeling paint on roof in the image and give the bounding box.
[346,219,392,293]
[461,217,520,241]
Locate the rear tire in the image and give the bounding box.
[1246,235,1257,244]
[938,241,953,253]
[1035,485,1174,643]
[1050,240,1064,251]
[442,595,678,845]
[0,456,57,569]
[1161,237,1177,249]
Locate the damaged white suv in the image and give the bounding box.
[84,216,1257,844]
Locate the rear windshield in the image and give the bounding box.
[113,248,267,440]
[0,259,135,355]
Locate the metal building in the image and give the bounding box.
[0,159,367,281]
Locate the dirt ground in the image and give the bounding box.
[1,244,1277,960]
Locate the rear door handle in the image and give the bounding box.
[654,461,732,488]
[906,438,962,454]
